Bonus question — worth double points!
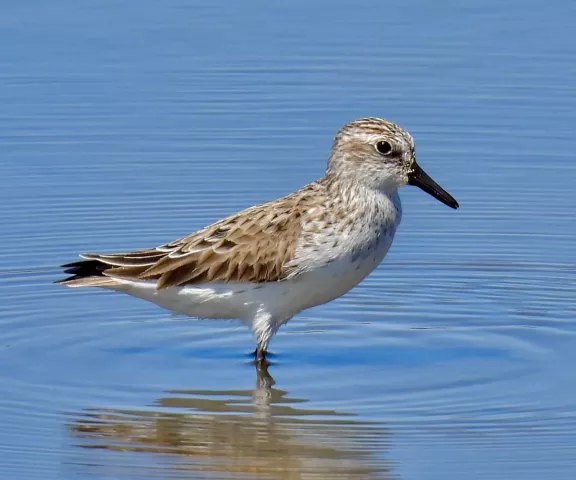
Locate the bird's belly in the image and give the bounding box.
[110,237,393,321]
[111,279,270,320]
[289,242,392,311]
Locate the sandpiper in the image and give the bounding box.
[58,117,459,364]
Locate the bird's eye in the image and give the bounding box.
[376,141,393,155]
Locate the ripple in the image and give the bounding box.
[3,0,576,477]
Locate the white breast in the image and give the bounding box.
[107,189,402,329]
[285,229,395,312]
[281,188,402,312]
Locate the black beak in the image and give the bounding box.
[408,163,459,209]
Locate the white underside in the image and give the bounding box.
[106,238,392,349]
[97,188,402,349]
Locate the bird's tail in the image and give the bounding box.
[56,259,118,287]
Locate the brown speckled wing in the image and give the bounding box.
[80,186,320,289]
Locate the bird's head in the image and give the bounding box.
[327,117,459,209]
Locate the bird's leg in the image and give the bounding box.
[255,349,272,371]
[249,348,275,359]
[247,347,270,366]
[251,312,283,364]
[255,346,267,363]
[251,314,271,364]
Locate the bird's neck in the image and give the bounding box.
[322,170,400,200]
[320,172,402,226]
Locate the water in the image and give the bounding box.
[1,0,576,478]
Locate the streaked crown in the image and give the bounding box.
[334,117,415,151]
[326,117,416,192]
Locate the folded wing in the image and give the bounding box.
[58,195,306,289]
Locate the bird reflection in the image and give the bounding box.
[69,365,393,479]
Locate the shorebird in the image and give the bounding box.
[58,117,459,364]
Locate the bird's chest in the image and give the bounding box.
[286,190,401,310]
[328,224,394,278]
[300,191,400,270]
[292,223,397,310]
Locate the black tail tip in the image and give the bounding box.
[56,259,108,284]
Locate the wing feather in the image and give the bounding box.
[65,183,324,289]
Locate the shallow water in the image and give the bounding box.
[2,1,576,479]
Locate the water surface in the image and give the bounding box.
[1,1,576,479]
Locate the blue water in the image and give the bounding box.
[1,1,576,479]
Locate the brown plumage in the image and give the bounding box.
[57,182,326,289]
